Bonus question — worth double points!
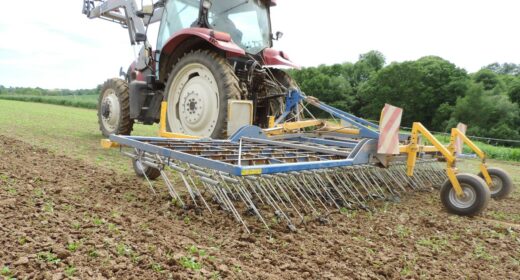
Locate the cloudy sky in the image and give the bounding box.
[0,0,519,89]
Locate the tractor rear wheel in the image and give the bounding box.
[164,50,241,139]
[440,173,490,216]
[97,78,134,137]
[478,167,514,199]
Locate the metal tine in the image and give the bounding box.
[284,173,320,216]
[218,173,268,229]
[310,170,346,209]
[302,171,341,210]
[320,170,354,209]
[334,170,368,205]
[288,172,328,215]
[261,176,291,207]
[418,163,438,186]
[371,168,399,198]
[412,163,432,187]
[186,174,213,213]
[299,172,331,206]
[134,150,157,195]
[154,155,191,208]
[202,178,250,234]
[232,178,271,230]
[303,171,342,210]
[260,176,297,222]
[382,168,406,193]
[294,172,331,213]
[272,175,313,218]
[240,178,266,206]
[350,167,377,200]
[250,177,297,230]
[160,169,185,208]
[264,175,305,222]
[331,171,368,210]
[361,166,387,199]
[394,164,420,190]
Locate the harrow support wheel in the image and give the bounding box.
[132,159,161,180]
[440,173,490,216]
[478,167,514,199]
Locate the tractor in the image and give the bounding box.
[83,0,298,139]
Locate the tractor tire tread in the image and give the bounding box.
[97,78,134,137]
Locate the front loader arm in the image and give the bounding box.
[82,0,162,45]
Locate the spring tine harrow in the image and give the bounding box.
[122,147,444,233]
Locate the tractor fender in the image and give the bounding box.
[262,48,300,69]
[158,28,245,81]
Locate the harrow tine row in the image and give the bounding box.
[137,152,446,232]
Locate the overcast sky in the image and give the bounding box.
[0,0,519,89]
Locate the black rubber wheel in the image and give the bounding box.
[440,173,490,216]
[164,50,241,139]
[97,78,134,137]
[132,159,161,180]
[478,167,514,199]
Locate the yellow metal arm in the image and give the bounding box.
[449,128,492,185]
[159,101,200,139]
[405,122,461,195]
[403,123,492,196]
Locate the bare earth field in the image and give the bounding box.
[1,100,520,279]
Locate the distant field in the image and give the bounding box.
[0,94,98,109]
[0,99,156,173]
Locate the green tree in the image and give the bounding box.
[473,69,500,90]
[358,56,468,130]
[508,78,520,105]
[447,84,520,140]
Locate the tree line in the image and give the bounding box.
[0,85,101,96]
[289,51,520,141]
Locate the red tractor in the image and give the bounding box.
[83,0,299,138]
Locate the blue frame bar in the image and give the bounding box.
[109,134,372,176]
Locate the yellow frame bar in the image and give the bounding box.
[158,101,200,139]
[265,119,327,136]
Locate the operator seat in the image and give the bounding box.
[211,15,243,45]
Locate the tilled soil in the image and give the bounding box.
[1,135,519,279]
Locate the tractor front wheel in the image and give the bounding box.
[478,167,514,199]
[97,78,134,137]
[164,50,241,139]
[440,173,490,216]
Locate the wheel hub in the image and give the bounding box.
[101,101,111,118]
[489,175,503,195]
[181,91,204,125]
[449,184,477,209]
[100,89,121,132]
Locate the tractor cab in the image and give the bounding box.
[157,0,274,55]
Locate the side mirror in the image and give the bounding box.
[273,31,284,41]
